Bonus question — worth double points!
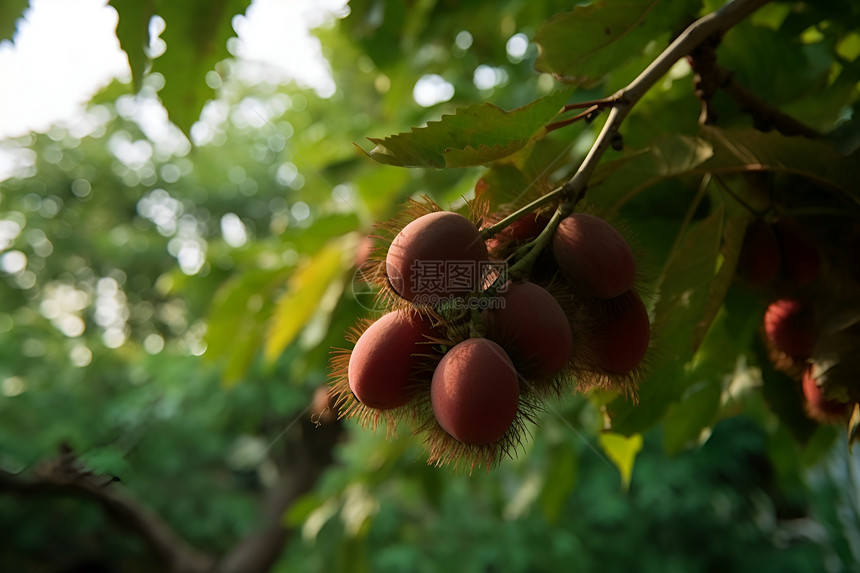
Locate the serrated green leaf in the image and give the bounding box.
[153,0,250,136]
[598,432,642,490]
[0,0,27,43]
[534,0,701,82]
[110,0,154,92]
[700,126,860,204]
[364,89,572,168]
[265,240,349,364]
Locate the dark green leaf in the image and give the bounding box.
[363,89,573,168]
[534,0,701,82]
[609,204,725,434]
[110,0,154,92]
[588,134,714,212]
[700,126,860,204]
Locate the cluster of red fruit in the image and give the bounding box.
[741,217,853,424]
[331,201,650,469]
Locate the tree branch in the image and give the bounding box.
[560,0,772,201]
[0,397,344,573]
[714,64,821,138]
[0,444,214,573]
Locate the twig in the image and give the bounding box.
[482,0,771,272]
[714,64,821,138]
[558,0,773,203]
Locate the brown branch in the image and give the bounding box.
[0,444,214,573]
[557,0,773,203]
[216,403,343,573]
[687,40,820,138]
[714,64,821,138]
[0,397,344,573]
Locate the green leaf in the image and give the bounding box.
[78,446,133,483]
[609,204,726,434]
[700,126,860,204]
[662,305,754,454]
[692,208,751,349]
[0,0,27,43]
[598,432,643,490]
[363,89,572,168]
[534,0,701,82]
[538,445,577,524]
[110,0,154,92]
[207,267,291,385]
[588,134,714,212]
[265,239,350,364]
[153,0,251,136]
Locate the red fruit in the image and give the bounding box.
[763,298,816,359]
[773,219,821,286]
[737,220,780,285]
[590,290,650,375]
[348,311,435,409]
[482,282,573,380]
[802,366,849,424]
[552,213,636,299]
[505,213,550,241]
[431,338,519,445]
[386,211,489,301]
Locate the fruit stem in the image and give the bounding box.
[480,187,566,239]
[506,201,575,280]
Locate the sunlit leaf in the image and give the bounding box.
[0,0,27,43]
[153,0,251,136]
[363,90,573,168]
[598,431,643,490]
[207,267,291,385]
[109,0,153,92]
[265,239,350,364]
[534,0,701,82]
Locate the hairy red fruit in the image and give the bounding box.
[552,213,636,299]
[590,290,650,375]
[348,311,435,410]
[764,298,816,359]
[802,366,849,424]
[737,220,780,285]
[386,211,489,301]
[482,282,573,380]
[431,338,519,445]
[773,219,821,286]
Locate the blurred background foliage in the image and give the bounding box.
[1,0,860,571]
